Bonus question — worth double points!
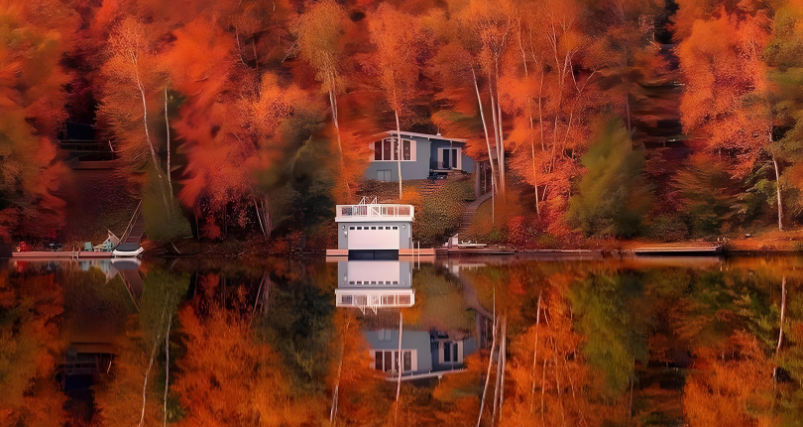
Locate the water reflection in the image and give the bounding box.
[1,256,802,426]
[336,261,414,311]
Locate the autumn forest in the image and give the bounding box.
[7,0,803,250]
[6,0,803,426]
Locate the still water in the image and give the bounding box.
[1,255,801,426]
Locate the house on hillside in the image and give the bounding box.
[365,130,494,199]
[365,131,474,180]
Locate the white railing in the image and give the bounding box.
[336,204,414,220]
[335,290,415,313]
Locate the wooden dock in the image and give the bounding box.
[324,248,436,257]
[633,245,723,256]
[11,251,113,259]
[436,248,515,257]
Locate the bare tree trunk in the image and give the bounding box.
[494,62,506,194]
[395,110,404,200]
[554,352,566,427]
[139,305,166,427]
[530,292,542,414]
[472,69,498,225]
[163,317,171,427]
[134,69,170,218]
[396,311,403,401]
[394,311,404,425]
[489,83,502,193]
[477,315,498,427]
[254,198,267,238]
[492,328,502,426]
[773,156,784,231]
[330,318,350,424]
[495,316,507,425]
[164,87,172,194]
[328,79,350,201]
[774,276,787,385]
[540,359,547,426]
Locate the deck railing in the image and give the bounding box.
[336,203,414,220]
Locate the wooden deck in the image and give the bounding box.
[11,251,113,259]
[436,248,515,257]
[324,248,436,257]
[633,245,723,256]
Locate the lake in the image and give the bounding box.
[1,255,801,426]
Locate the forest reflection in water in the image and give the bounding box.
[1,256,801,426]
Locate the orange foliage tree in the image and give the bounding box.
[173,302,310,426]
[0,271,67,426]
[0,0,76,240]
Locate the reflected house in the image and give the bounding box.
[336,261,479,380]
[336,261,414,313]
[365,329,478,380]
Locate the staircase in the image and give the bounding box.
[458,191,493,236]
[120,201,146,246]
[420,178,449,197]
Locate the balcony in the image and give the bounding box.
[336,203,414,222]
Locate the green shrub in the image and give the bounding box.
[645,215,689,242]
[567,116,652,238]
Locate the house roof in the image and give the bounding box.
[376,130,467,143]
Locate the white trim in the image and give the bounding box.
[376,130,467,142]
[438,147,462,170]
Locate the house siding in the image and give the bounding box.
[364,330,433,373]
[364,137,431,181]
[429,139,474,173]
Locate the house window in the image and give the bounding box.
[374,350,414,372]
[377,170,391,181]
[371,138,415,162]
[383,139,392,160]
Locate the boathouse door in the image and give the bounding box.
[347,225,400,250]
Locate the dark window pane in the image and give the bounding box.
[403,140,411,160]
[383,139,392,160]
[375,351,382,370]
[394,351,400,371]
[452,149,458,169]
[393,139,399,160]
[444,342,451,362]
[453,344,459,361]
[384,351,392,372]
[398,295,411,304]
[374,142,381,160]
[404,351,412,371]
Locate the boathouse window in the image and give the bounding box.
[341,295,353,305]
[371,138,415,162]
[392,226,398,230]
[349,226,354,230]
[371,227,376,230]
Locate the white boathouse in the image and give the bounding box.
[336,198,415,259]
